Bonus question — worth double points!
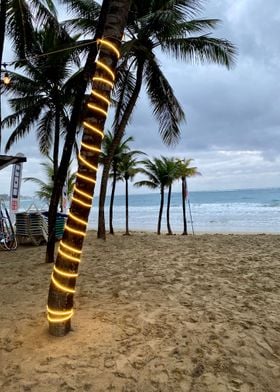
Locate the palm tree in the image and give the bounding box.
[116,150,144,235]
[0,0,58,69]
[45,0,107,263]
[97,0,237,239]
[2,27,81,179]
[135,157,171,234]
[0,0,59,150]
[47,0,131,337]
[176,158,201,235]
[99,131,133,234]
[162,157,178,235]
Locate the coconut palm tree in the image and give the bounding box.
[2,26,81,178]
[0,0,60,150]
[99,131,133,234]
[96,0,237,239]
[176,158,201,235]
[47,0,131,337]
[116,150,144,235]
[161,157,179,235]
[135,157,171,234]
[45,0,107,263]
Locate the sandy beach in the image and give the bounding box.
[0,231,280,391]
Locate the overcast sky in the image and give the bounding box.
[1,0,280,197]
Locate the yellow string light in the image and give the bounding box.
[87,103,108,117]
[53,265,79,278]
[76,172,96,184]
[78,154,98,172]
[95,60,115,80]
[83,121,104,138]
[47,306,73,316]
[97,38,120,58]
[47,312,74,323]
[64,224,86,237]
[71,196,92,208]
[91,91,110,106]
[48,38,120,326]
[60,240,82,254]
[51,273,76,293]
[92,76,114,89]
[81,142,101,153]
[58,247,81,263]
[73,186,94,201]
[68,212,88,227]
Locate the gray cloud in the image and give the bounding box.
[1,0,280,196]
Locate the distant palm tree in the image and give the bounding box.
[176,159,201,235]
[116,151,144,235]
[100,132,134,234]
[162,157,178,235]
[135,157,171,234]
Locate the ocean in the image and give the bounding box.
[19,187,280,234]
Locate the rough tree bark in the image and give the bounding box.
[45,0,111,263]
[124,175,129,235]
[109,166,117,234]
[166,184,173,235]
[157,185,164,235]
[47,0,131,336]
[181,177,188,235]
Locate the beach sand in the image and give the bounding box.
[0,232,280,392]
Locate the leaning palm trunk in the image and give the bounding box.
[181,177,188,235]
[53,103,60,180]
[157,185,164,235]
[124,176,129,235]
[0,0,7,151]
[97,60,144,239]
[45,0,111,263]
[166,184,173,235]
[109,168,117,234]
[47,0,131,336]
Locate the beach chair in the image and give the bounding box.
[15,202,48,246]
[0,199,17,251]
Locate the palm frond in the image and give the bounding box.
[162,35,237,68]
[144,57,185,145]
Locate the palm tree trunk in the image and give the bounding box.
[157,185,164,235]
[166,184,173,235]
[45,0,111,263]
[97,60,145,239]
[0,0,7,152]
[125,176,129,235]
[53,104,60,178]
[109,169,117,234]
[47,0,131,336]
[0,0,6,70]
[182,177,188,235]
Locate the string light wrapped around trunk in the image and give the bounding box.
[47,38,120,334]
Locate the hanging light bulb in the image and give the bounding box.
[3,72,11,85]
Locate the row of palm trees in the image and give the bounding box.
[100,133,200,235]
[26,134,200,235]
[1,0,236,261]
